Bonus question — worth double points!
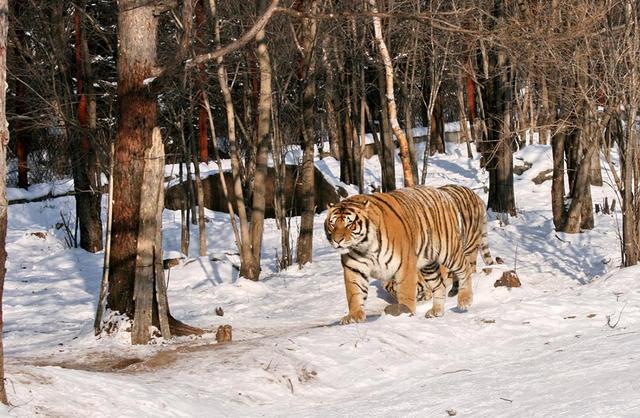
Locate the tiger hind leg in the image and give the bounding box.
[452,265,473,311]
[384,273,432,303]
[421,262,446,318]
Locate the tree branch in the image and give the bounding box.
[186,0,280,68]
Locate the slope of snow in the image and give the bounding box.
[2,142,639,417]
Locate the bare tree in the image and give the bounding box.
[245,0,275,281]
[296,0,318,267]
[480,0,516,216]
[368,0,415,187]
[99,0,200,342]
[0,0,9,404]
[73,0,103,253]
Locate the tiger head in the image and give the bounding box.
[324,197,371,254]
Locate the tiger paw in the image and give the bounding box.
[384,303,413,317]
[417,287,433,302]
[339,309,366,325]
[457,293,473,311]
[425,307,444,318]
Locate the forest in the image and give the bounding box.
[0,0,638,415]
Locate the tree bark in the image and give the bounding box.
[107,0,159,318]
[622,105,639,265]
[0,0,10,403]
[562,144,595,233]
[483,1,516,216]
[368,0,414,187]
[73,0,103,253]
[551,129,566,230]
[456,70,473,159]
[95,144,115,334]
[192,153,207,257]
[375,64,396,192]
[209,0,252,273]
[14,5,28,190]
[296,0,318,267]
[429,94,445,155]
[132,129,168,344]
[195,0,209,162]
[244,0,273,281]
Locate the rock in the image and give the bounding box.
[29,231,47,239]
[494,270,521,288]
[215,307,224,317]
[216,325,232,343]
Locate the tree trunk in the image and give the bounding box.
[457,71,473,159]
[270,104,292,269]
[132,129,170,344]
[429,94,445,155]
[563,144,595,233]
[622,106,639,265]
[210,0,252,274]
[296,0,318,267]
[340,98,355,185]
[403,97,419,184]
[324,66,341,159]
[0,0,10,403]
[73,0,103,253]
[13,0,28,189]
[539,76,550,145]
[368,0,414,187]
[195,0,209,162]
[95,144,115,334]
[589,144,603,186]
[107,0,160,318]
[244,0,272,281]
[551,129,566,230]
[376,64,396,192]
[483,3,516,216]
[179,162,190,256]
[192,154,207,257]
[104,0,199,339]
[322,38,342,161]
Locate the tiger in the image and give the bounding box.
[324,185,474,325]
[383,184,495,304]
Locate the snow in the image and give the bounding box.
[7,179,74,202]
[2,141,640,417]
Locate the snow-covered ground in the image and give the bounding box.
[2,142,639,417]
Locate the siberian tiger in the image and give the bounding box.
[384,184,495,303]
[324,186,473,324]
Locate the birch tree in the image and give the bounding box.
[368,0,415,187]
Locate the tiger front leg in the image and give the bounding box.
[384,260,417,316]
[340,264,369,325]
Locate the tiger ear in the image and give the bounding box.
[327,202,335,209]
